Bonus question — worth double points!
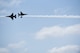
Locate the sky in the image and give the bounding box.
[0,0,80,53]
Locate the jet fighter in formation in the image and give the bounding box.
[6,11,27,20]
[6,13,16,20]
[18,11,27,18]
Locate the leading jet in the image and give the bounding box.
[6,13,16,20]
[18,11,27,18]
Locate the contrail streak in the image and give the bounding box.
[0,16,5,18]
[0,15,80,18]
[24,15,80,18]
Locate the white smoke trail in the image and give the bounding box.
[0,15,80,18]
[24,15,80,18]
[0,16,5,18]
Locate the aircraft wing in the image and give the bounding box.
[20,11,23,14]
[10,17,14,20]
[11,13,13,16]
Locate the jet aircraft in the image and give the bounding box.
[6,13,16,20]
[18,11,27,18]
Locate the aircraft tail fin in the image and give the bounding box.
[14,15,16,18]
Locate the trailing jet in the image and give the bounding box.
[18,11,27,18]
[6,13,16,20]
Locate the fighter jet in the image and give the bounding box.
[6,13,16,20]
[18,11,27,18]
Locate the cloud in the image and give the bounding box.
[48,45,80,53]
[35,24,80,39]
[24,15,80,18]
[8,41,26,49]
[0,0,22,16]
[0,0,22,7]
[10,0,22,6]
[0,41,28,53]
[8,41,28,53]
[0,9,10,16]
[0,48,9,53]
